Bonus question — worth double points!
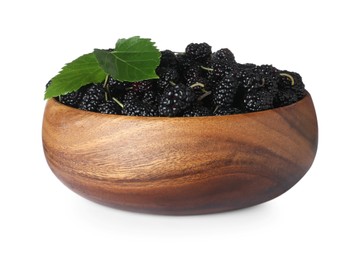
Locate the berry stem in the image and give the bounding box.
[213,105,220,113]
[200,66,213,72]
[197,90,212,101]
[279,73,295,86]
[190,82,205,89]
[259,78,265,87]
[112,97,124,108]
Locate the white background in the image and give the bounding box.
[1,0,352,259]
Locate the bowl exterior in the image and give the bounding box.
[42,93,318,215]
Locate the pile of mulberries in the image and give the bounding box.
[50,42,305,116]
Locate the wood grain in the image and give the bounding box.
[42,92,318,215]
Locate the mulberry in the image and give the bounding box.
[159,83,195,116]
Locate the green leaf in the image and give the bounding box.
[44,53,106,99]
[94,36,160,82]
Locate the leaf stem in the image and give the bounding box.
[102,75,109,88]
[102,75,110,101]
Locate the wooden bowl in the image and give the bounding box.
[42,92,318,215]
